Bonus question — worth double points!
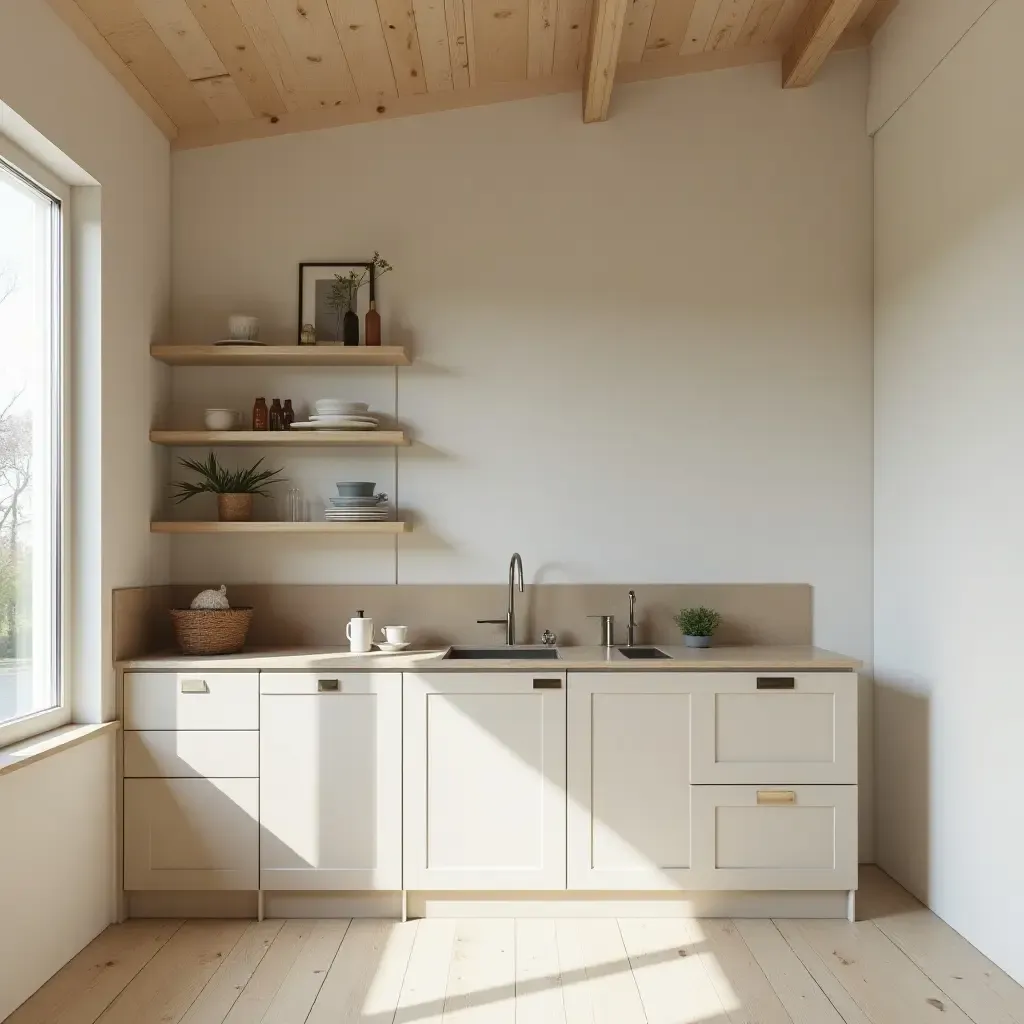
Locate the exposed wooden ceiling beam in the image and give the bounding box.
[781,0,862,88]
[582,0,630,122]
[861,0,900,37]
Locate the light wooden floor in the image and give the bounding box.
[7,868,1024,1024]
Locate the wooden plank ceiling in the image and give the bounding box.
[44,0,900,147]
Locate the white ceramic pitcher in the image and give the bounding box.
[346,612,373,653]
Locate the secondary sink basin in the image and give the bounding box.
[444,647,560,660]
[617,647,671,659]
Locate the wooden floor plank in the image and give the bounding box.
[734,919,846,1024]
[95,921,249,1024]
[618,917,729,1024]
[443,919,516,1023]
[179,921,284,1024]
[771,920,875,1024]
[259,920,351,1024]
[514,919,567,1024]
[5,921,183,1024]
[395,919,457,1024]
[307,919,417,1024]
[698,919,794,1024]
[862,868,1024,1024]
[554,919,646,1024]
[778,918,975,1024]
[221,920,319,1024]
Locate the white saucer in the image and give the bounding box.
[376,641,411,652]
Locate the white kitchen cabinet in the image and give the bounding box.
[568,673,695,890]
[259,672,402,890]
[123,671,258,731]
[123,777,259,890]
[403,672,566,890]
[690,672,857,784]
[124,730,259,779]
[690,784,858,890]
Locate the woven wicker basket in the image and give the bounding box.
[170,607,254,655]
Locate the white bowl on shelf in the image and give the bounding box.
[204,408,241,430]
[315,400,369,416]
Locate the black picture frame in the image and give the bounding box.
[297,261,376,345]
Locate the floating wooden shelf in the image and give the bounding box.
[150,344,410,367]
[151,521,408,535]
[150,429,409,447]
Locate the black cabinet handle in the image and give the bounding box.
[757,677,795,690]
[318,679,341,692]
[533,678,562,689]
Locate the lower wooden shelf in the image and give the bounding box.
[150,521,408,535]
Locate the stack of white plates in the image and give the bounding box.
[292,399,378,431]
[291,414,379,431]
[325,494,390,522]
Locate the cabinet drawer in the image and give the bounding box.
[123,777,258,891]
[123,672,258,731]
[124,731,259,778]
[259,671,392,695]
[691,672,857,784]
[691,785,857,890]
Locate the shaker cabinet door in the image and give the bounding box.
[259,673,402,890]
[403,672,567,890]
[123,777,258,891]
[568,673,695,890]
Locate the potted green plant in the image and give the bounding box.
[171,453,284,522]
[673,606,721,648]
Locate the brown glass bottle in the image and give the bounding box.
[365,300,381,346]
[269,398,283,431]
[282,399,295,430]
[252,397,268,430]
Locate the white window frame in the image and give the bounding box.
[0,135,70,749]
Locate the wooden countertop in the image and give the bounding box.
[117,645,860,671]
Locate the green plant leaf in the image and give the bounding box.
[170,453,284,502]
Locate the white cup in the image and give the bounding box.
[346,616,373,653]
[381,625,408,645]
[204,408,240,431]
[228,314,260,341]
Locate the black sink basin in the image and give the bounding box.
[617,647,671,659]
[444,647,560,660]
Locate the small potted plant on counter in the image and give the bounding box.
[674,606,721,648]
[171,453,284,522]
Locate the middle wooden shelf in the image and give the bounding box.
[150,429,409,447]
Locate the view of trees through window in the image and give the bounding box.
[0,159,60,727]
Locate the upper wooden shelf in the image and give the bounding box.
[150,344,410,367]
[150,429,409,447]
[151,521,408,535]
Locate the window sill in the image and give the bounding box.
[0,721,119,780]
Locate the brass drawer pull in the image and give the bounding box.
[318,679,341,692]
[757,677,795,690]
[757,790,796,805]
[180,678,209,694]
[533,678,562,689]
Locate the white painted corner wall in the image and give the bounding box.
[0,733,116,1020]
[0,0,170,1009]
[873,0,1024,984]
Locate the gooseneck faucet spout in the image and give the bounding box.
[477,552,526,645]
[508,552,524,646]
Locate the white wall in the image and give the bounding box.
[172,52,874,853]
[0,734,116,1019]
[0,0,170,1004]
[874,0,1024,984]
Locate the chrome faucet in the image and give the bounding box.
[627,589,637,647]
[477,552,525,645]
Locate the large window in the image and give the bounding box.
[0,148,65,743]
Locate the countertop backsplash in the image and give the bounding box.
[113,582,811,661]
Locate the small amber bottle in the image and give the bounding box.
[252,397,268,430]
[269,398,283,431]
[282,399,295,430]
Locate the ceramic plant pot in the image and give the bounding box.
[217,493,254,522]
[683,634,712,648]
